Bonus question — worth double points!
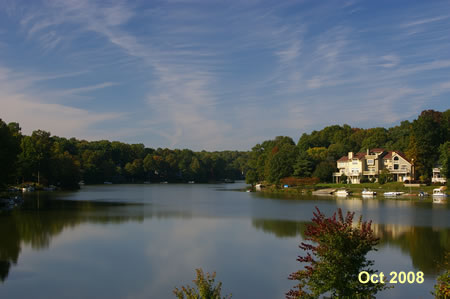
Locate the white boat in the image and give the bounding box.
[160,181,168,184]
[362,189,377,196]
[335,189,351,196]
[188,181,195,184]
[418,191,428,197]
[432,188,447,197]
[104,181,113,184]
[383,191,403,197]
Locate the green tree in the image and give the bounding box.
[439,141,450,186]
[378,169,392,185]
[287,208,388,299]
[293,151,314,177]
[0,120,21,188]
[174,268,231,299]
[312,161,335,183]
[245,169,257,186]
[408,110,445,178]
[50,143,81,189]
[266,142,297,184]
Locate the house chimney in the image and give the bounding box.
[367,148,369,155]
[348,152,353,159]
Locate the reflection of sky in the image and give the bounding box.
[1,184,448,298]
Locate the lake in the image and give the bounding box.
[0,182,449,298]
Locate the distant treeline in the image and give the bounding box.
[245,109,450,185]
[0,121,248,189]
[1,109,448,190]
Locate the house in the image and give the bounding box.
[333,148,412,184]
[432,165,447,184]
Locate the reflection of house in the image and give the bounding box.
[333,148,412,184]
[432,165,447,184]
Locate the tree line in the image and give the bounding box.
[0,121,248,190]
[1,109,448,190]
[245,109,450,185]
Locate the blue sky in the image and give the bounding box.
[0,0,449,150]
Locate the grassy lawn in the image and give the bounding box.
[257,182,446,196]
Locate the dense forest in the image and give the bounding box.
[245,109,450,185]
[0,109,449,190]
[0,121,248,189]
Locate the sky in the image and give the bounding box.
[0,0,449,151]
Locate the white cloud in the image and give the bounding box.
[0,65,122,139]
[401,15,449,28]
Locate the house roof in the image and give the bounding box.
[382,151,410,162]
[355,152,366,160]
[337,156,349,162]
[338,152,365,162]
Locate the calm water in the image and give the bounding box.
[0,183,449,298]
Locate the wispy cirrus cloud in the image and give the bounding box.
[1,0,450,150]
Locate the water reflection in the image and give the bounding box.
[0,192,192,283]
[251,218,450,275]
[0,185,449,299]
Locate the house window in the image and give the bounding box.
[367,159,374,165]
[352,160,358,165]
[394,164,399,170]
[394,156,399,162]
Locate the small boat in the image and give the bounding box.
[160,181,168,184]
[246,189,252,192]
[188,181,195,184]
[312,188,336,195]
[432,188,447,197]
[143,181,151,184]
[362,189,377,196]
[383,191,403,197]
[335,189,351,196]
[418,191,428,197]
[104,181,113,185]
[224,179,235,183]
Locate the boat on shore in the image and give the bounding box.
[383,191,404,197]
[312,188,336,195]
[335,189,351,197]
[362,189,377,196]
[188,181,195,184]
[432,187,447,197]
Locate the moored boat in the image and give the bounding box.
[432,187,447,197]
[335,189,351,196]
[383,191,403,197]
[362,189,377,196]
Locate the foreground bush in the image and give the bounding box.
[174,268,231,299]
[287,208,388,299]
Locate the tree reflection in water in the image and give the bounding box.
[252,219,450,275]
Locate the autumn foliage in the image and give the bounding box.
[287,208,387,299]
[280,177,320,186]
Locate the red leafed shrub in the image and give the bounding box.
[280,177,319,186]
[287,207,388,299]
